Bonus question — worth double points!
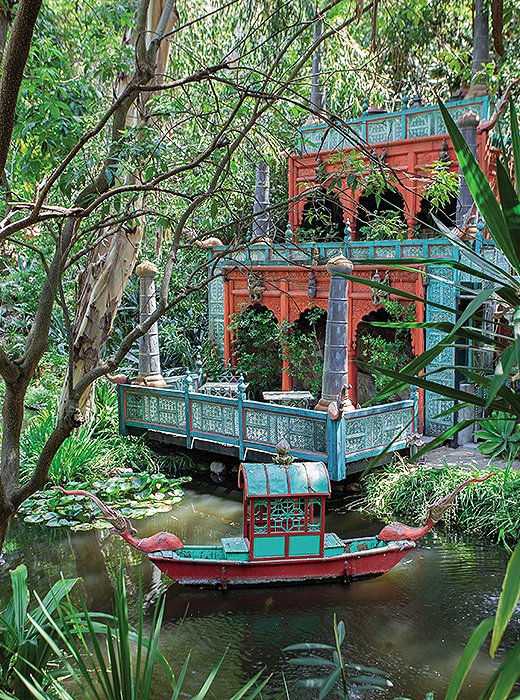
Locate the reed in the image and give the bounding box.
[361,462,520,546]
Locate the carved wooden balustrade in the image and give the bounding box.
[117,380,418,479]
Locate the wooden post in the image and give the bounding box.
[456,110,480,231]
[252,162,270,241]
[237,374,247,460]
[315,255,354,412]
[184,373,193,449]
[135,261,166,387]
[327,413,346,481]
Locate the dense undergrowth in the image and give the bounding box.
[2,355,196,531]
[361,462,520,546]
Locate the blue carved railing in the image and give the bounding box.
[208,237,481,267]
[117,382,416,479]
[298,96,492,153]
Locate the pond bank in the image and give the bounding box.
[360,462,520,545]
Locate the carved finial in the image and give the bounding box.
[136,261,158,278]
[411,92,421,107]
[273,438,294,465]
[343,219,352,243]
[237,374,248,397]
[401,89,409,110]
[438,138,450,162]
[361,98,369,115]
[285,220,293,244]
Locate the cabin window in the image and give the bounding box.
[270,498,306,533]
[253,499,268,533]
[308,498,322,531]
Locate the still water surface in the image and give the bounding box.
[1,481,516,699]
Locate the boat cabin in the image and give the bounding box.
[238,460,332,559]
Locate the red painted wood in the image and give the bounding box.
[148,541,415,587]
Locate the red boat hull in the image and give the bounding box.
[148,540,415,587]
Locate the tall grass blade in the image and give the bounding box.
[490,541,520,657]
[445,618,494,700]
[191,652,227,699]
[438,101,520,270]
[488,639,520,699]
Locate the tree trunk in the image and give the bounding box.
[0,515,10,553]
[63,0,177,413]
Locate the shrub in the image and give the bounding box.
[361,462,520,545]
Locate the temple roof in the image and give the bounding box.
[238,461,330,498]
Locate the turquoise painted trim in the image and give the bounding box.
[125,420,187,436]
[298,96,492,153]
[326,414,346,481]
[242,442,327,461]
[119,385,414,478]
[344,440,408,463]
[117,386,128,436]
[253,536,285,559]
[241,461,329,497]
[237,389,245,460]
[288,534,320,557]
[342,400,413,419]
[208,237,466,267]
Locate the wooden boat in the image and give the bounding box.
[55,458,492,589]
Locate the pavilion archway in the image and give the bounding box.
[354,188,406,240]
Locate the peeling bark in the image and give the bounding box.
[63,0,177,415]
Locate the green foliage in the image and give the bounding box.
[284,614,393,698]
[360,300,415,394]
[280,307,326,396]
[21,410,109,484]
[0,565,79,700]
[361,463,520,544]
[0,567,269,700]
[421,160,459,211]
[229,306,282,397]
[475,412,520,460]
[358,210,408,241]
[19,472,187,530]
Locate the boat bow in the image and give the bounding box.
[376,473,495,542]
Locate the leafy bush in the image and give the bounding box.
[229,305,282,397]
[358,210,408,241]
[421,159,459,211]
[280,306,326,397]
[359,299,415,395]
[0,565,78,700]
[361,463,520,545]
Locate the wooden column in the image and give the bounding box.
[280,278,292,390]
[315,255,355,412]
[135,261,166,387]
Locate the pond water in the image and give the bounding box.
[1,480,517,699]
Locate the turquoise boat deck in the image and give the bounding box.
[150,535,390,562]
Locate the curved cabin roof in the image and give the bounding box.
[238,462,330,498]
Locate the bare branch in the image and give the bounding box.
[0,0,43,174]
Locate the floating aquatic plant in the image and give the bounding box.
[19,471,189,531]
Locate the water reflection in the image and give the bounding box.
[1,481,515,700]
